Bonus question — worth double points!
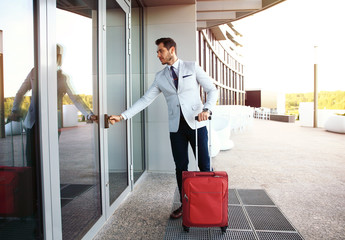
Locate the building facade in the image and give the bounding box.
[198,26,245,106]
[0,0,283,239]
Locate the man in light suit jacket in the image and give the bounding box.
[109,37,218,219]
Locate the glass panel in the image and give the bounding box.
[106,0,128,205]
[131,0,145,183]
[0,1,43,239]
[56,1,101,239]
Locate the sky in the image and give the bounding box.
[56,9,93,95]
[1,2,35,98]
[1,4,92,98]
[233,0,345,93]
[2,0,345,97]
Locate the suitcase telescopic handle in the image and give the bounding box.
[194,113,212,171]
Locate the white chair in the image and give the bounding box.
[212,116,234,151]
[254,108,262,119]
[262,108,271,120]
[5,121,24,136]
[324,115,345,133]
[209,129,220,158]
[63,104,79,127]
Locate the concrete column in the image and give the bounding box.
[145,4,197,172]
[313,46,318,128]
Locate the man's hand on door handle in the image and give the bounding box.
[86,114,98,124]
[109,115,124,125]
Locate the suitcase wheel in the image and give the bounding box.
[221,226,227,233]
[182,225,190,233]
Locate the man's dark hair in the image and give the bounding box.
[155,37,177,54]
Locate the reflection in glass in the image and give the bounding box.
[131,0,145,182]
[56,44,94,138]
[56,1,101,239]
[0,1,42,239]
[106,0,128,204]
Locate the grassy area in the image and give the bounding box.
[285,91,345,120]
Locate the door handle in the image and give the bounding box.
[87,114,98,123]
[104,114,110,129]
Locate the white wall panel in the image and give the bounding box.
[144,4,198,172]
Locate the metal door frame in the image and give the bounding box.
[99,0,133,219]
[39,0,133,239]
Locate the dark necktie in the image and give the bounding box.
[171,66,178,89]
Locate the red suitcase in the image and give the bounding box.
[181,115,228,233]
[0,166,34,217]
[182,171,228,232]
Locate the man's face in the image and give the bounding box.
[156,43,174,65]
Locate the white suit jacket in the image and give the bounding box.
[122,60,218,132]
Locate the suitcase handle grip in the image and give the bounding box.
[194,115,212,121]
[194,172,216,176]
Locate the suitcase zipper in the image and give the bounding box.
[184,194,188,202]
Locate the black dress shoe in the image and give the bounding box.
[170,205,183,219]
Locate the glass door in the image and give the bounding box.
[56,1,102,239]
[104,0,131,210]
[0,1,43,238]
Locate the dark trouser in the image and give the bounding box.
[169,118,210,203]
[26,124,43,238]
[26,126,36,168]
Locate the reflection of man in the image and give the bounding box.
[9,44,96,165]
[109,38,218,219]
[55,44,97,136]
[9,68,37,167]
